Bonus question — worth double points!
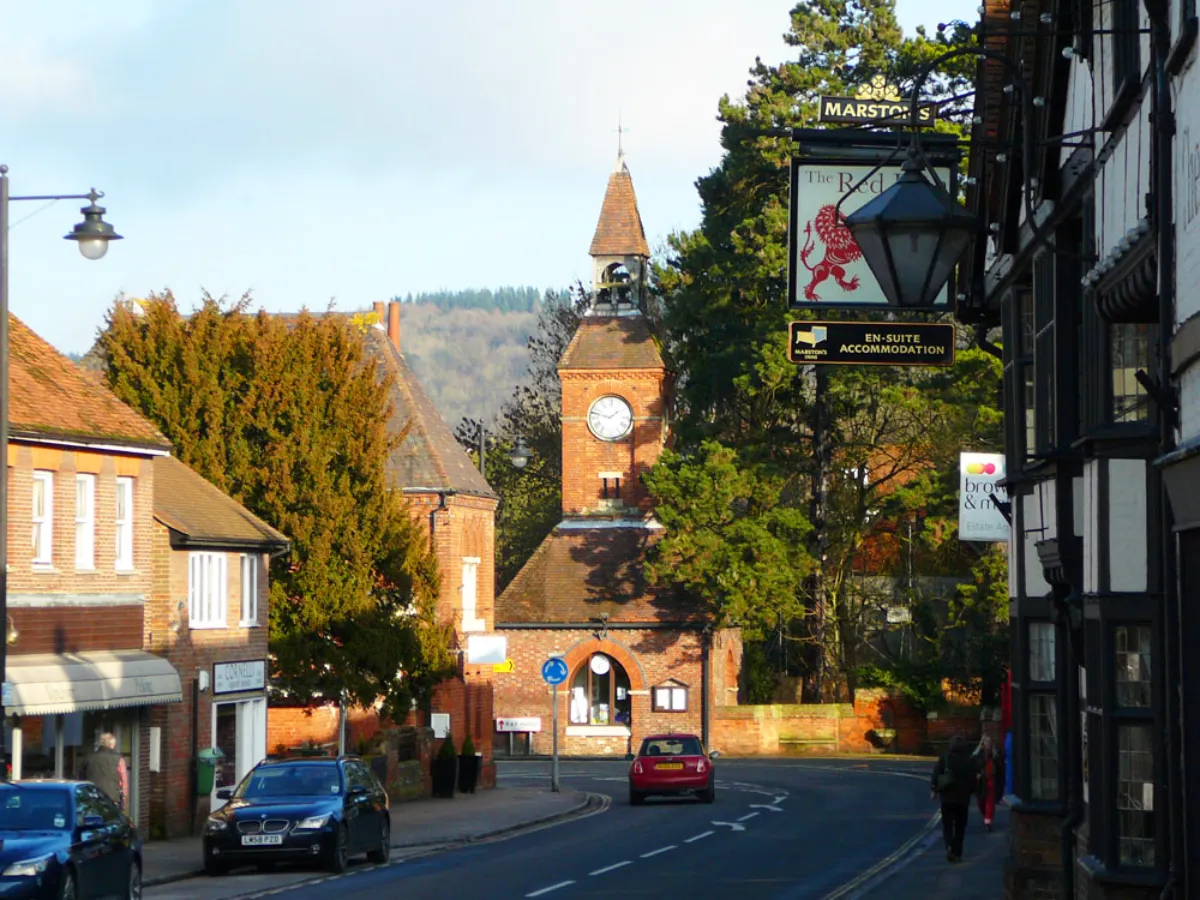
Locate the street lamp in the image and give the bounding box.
[0,164,122,781]
[476,422,532,478]
[845,140,978,309]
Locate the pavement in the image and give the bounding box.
[856,799,1010,899]
[142,785,593,888]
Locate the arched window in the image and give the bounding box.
[569,654,631,726]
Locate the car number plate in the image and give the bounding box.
[655,762,684,770]
[241,834,284,846]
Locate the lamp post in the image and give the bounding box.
[475,421,531,479]
[0,165,123,781]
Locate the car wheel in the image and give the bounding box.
[126,858,143,900]
[57,868,77,900]
[701,779,716,804]
[328,823,350,874]
[367,816,390,864]
[629,788,645,806]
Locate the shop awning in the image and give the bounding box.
[4,650,183,716]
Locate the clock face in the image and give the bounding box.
[587,395,633,441]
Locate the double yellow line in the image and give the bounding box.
[820,810,942,900]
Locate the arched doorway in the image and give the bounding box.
[568,653,632,727]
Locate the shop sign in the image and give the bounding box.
[213,659,267,695]
[787,320,955,366]
[788,158,955,309]
[467,634,507,665]
[958,452,1010,542]
[818,78,937,127]
[496,717,542,733]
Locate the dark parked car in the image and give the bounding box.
[0,779,142,900]
[202,756,390,876]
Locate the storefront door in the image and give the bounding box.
[211,697,266,810]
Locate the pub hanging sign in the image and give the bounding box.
[817,77,938,127]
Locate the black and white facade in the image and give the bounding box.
[962,0,1198,894]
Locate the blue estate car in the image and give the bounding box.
[202,756,390,876]
[0,780,142,900]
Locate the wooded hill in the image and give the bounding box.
[397,288,557,429]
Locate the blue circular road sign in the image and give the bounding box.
[541,657,569,685]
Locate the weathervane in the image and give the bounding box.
[615,112,629,154]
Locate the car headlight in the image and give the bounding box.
[294,814,331,831]
[2,855,51,877]
[203,817,229,834]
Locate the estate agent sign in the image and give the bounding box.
[788,321,955,366]
[958,452,1010,542]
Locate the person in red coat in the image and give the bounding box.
[972,734,1005,830]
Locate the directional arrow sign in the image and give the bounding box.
[711,821,746,832]
[750,804,784,813]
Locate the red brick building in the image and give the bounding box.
[493,153,741,757]
[145,455,288,837]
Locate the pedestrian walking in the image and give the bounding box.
[81,733,128,811]
[973,734,1005,831]
[931,735,979,863]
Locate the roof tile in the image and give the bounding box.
[558,316,665,371]
[153,456,289,550]
[589,154,651,258]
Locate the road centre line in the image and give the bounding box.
[684,830,715,843]
[527,881,576,897]
[737,812,760,822]
[640,844,678,858]
[589,861,632,875]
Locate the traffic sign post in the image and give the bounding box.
[542,655,568,793]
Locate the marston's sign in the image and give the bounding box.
[788,321,955,366]
[817,77,937,127]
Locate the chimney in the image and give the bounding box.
[387,300,401,352]
[372,301,386,325]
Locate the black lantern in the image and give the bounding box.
[507,436,531,470]
[64,190,123,260]
[844,147,978,309]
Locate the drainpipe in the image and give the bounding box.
[1147,1,1182,893]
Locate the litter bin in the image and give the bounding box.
[196,747,225,795]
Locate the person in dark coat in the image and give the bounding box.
[931,735,979,862]
[972,734,1006,830]
[81,733,126,810]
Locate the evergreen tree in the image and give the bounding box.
[100,292,453,718]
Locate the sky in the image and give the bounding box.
[3,0,977,356]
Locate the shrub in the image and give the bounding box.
[437,734,457,760]
[460,733,476,756]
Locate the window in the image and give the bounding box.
[1003,288,1035,462]
[1111,324,1152,423]
[1033,253,1056,452]
[240,554,259,626]
[653,682,689,712]
[114,477,134,570]
[1029,622,1056,682]
[461,557,483,632]
[1117,724,1155,866]
[569,654,631,726]
[188,552,228,628]
[1029,694,1059,800]
[1115,625,1152,708]
[602,477,621,499]
[31,471,53,566]
[75,474,95,570]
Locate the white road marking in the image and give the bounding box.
[750,804,784,812]
[712,820,747,831]
[641,844,677,858]
[737,811,760,822]
[589,861,632,875]
[684,830,715,843]
[527,881,576,897]
[772,795,788,805]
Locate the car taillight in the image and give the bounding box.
[697,758,707,774]
[632,760,643,775]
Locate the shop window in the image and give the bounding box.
[1033,253,1056,452]
[1029,693,1059,800]
[74,474,95,570]
[114,476,134,571]
[569,654,631,726]
[653,681,689,712]
[1115,624,1152,708]
[189,552,228,629]
[240,554,259,626]
[1029,622,1056,682]
[1117,724,1155,866]
[1111,324,1152,423]
[31,471,53,566]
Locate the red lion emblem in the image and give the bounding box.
[799,204,863,301]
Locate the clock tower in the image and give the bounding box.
[558,150,668,518]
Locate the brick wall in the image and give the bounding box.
[559,371,668,516]
[9,604,144,653]
[1006,806,1065,899]
[493,626,732,756]
[267,704,385,753]
[144,521,272,838]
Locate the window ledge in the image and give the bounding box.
[114,567,138,576]
[566,726,631,738]
[189,622,229,631]
[1077,854,1167,888]
[31,563,57,573]
[238,620,260,629]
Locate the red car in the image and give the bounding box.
[628,733,719,805]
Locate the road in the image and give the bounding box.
[146,758,939,900]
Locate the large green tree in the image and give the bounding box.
[101,292,452,719]
[650,1,1002,703]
